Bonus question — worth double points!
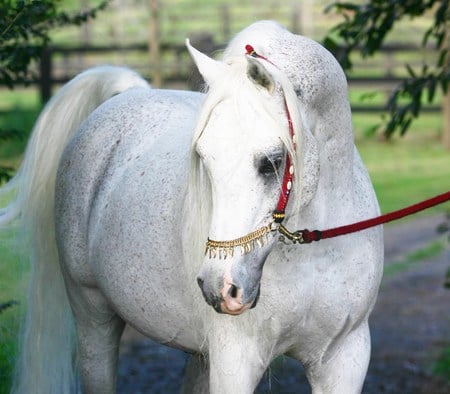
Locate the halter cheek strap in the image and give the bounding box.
[272,106,295,223]
[204,45,297,259]
[245,44,296,223]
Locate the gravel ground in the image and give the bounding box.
[118,214,450,393]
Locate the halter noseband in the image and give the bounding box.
[205,45,297,259]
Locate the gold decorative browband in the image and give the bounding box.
[205,222,276,259]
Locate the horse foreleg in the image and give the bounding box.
[208,332,269,394]
[180,353,210,394]
[302,321,371,394]
[67,284,125,394]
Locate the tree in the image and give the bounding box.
[0,0,108,181]
[323,0,450,144]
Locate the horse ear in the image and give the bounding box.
[246,57,275,94]
[186,39,225,86]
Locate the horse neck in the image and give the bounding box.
[296,98,356,230]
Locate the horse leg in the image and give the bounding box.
[180,353,210,394]
[300,321,371,394]
[208,332,269,394]
[67,283,125,394]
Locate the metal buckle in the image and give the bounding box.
[277,224,305,244]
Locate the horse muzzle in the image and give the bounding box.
[197,276,260,315]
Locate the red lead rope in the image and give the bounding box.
[298,191,450,243]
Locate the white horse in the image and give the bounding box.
[1,21,383,393]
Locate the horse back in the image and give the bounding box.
[55,88,202,292]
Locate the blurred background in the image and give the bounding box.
[1,1,449,393]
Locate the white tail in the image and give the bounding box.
[0,66,149,394]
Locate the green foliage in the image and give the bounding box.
[0,0,108,181]
[324,0,450,138]
[0,0,109,88]
[0,128,23,182]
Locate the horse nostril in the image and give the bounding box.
[229,284,239,298]
[197,276,204,290]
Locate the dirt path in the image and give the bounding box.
[118,214,450,393]
[363,214,450,394]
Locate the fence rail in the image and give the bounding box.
[33,41,441,114]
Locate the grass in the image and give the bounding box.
[383,239,447,276]
[0,89,37,392]
[353,112,450,217]
[0,229,27,394]
[50,1,331,46]
[48,0,436,47]
[0,89,41,169]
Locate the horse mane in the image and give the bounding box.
[181,54,304,272]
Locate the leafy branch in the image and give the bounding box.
[323,0,450,137]
[0,0,108,182]
[0,0,109,88]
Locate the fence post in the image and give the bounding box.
[220,4,230,41]
[148,0,162,87]
[299,0,314,37]
[443,92,450,149]
[291,4,301,34]
[39,46,52,104]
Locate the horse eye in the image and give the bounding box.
[258,155,282,176]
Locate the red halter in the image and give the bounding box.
[245,44,296,223]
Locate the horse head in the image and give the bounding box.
[183,21,360,316]
[185,39,307,315]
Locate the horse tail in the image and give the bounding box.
[0,66,149,394]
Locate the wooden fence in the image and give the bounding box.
[38,38,219,102]
[36,41,441,115]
